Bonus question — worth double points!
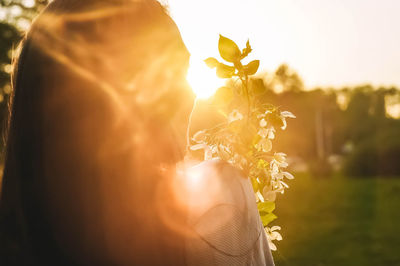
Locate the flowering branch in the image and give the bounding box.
[190,35,296,250]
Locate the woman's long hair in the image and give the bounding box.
[0,0,194,265]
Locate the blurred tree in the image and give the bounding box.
[0,0,48,152]
[272,64,304,93]
[0,22,19,93]
[344,86,374,143]
[247,67,400,177]
[0,22,19,154]
[342,86,400,176]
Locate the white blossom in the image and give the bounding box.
[280,111,296,130]
[281,111,296,118]
[228,109,243,123]
[216,144,231,160]
[192,130,206,143]
[271,153,288,168]
[259,118,267,127]
[257,110,273,119]
[190,143,213,160]
[282,171,294,180]
[229,153,247,170]
[255,138,272,152]
[258,127,275,139]
[265,226,282,251]
[262,188,277,202]
[256,191,265,202]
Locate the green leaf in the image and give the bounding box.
[246,39,251,50]
[251,78,266,95]
[266,112,284,129]
[256,159,269,169]
[216,63,235,78]
[204,57,219,68]
[260,212,277,226]
[241,39,253,58]
[251,177,260,192]
[240,123,257,146]
[213,86,233,106]
[244,60,260,75]
[218,35,241,63]
[257,201,276,213]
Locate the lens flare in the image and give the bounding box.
[187,56,225,99]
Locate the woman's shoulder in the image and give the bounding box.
[188,159,246,184]
[183,158,258,230]
[183,159,274,265]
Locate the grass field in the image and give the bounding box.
[273,173,400,266]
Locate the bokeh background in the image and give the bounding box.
[1,0,400,265]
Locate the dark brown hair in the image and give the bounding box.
[1,1,193,265]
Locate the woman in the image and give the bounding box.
[0,0,274,265]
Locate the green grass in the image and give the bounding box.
[273,174,400,266]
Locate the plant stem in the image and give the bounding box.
[241,75,251,121]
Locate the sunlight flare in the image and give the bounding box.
[187,56,225,99]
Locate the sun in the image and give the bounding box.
[187,56,225,99]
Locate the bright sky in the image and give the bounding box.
[167,0,400,89]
